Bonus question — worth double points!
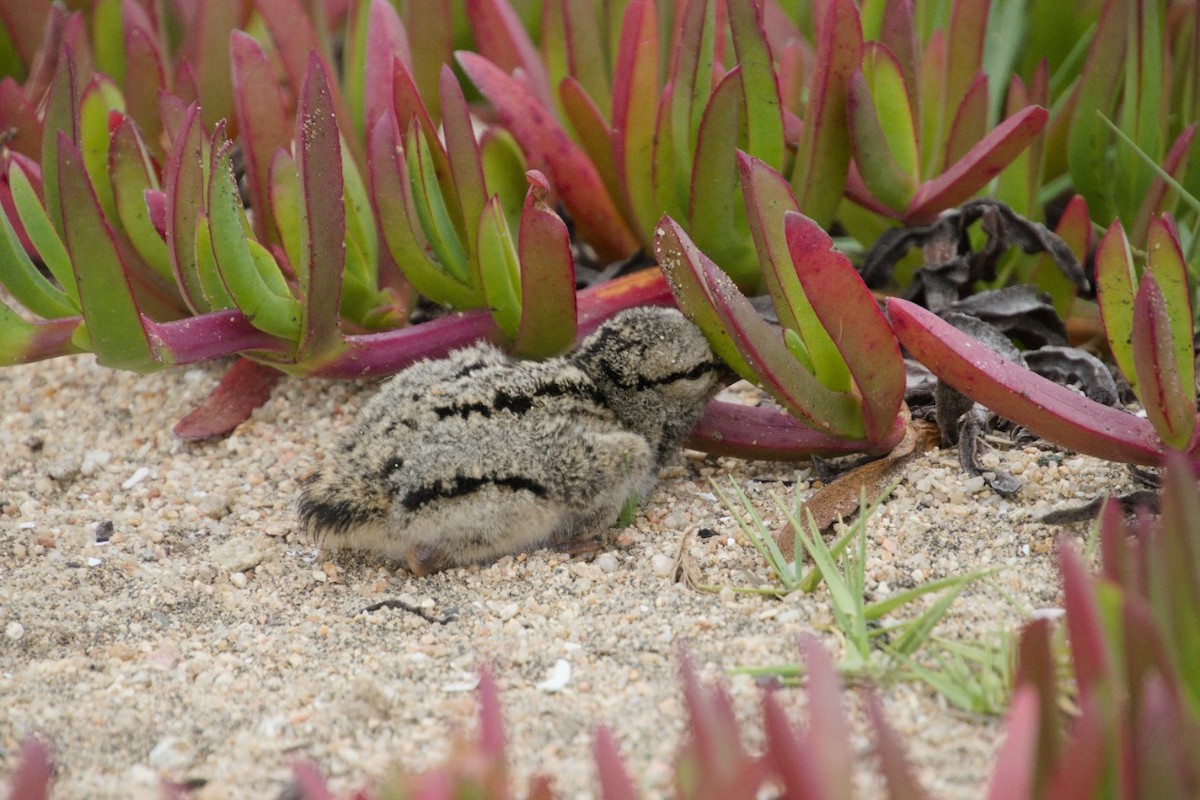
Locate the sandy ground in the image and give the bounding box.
[0,353,1136,798]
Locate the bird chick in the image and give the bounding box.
[297,306,721,574]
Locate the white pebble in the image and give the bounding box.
[148,736,195,771]
[229,572,248,589]
[595,553,619,573]
[651,554,675,576]
[911,568,925,583]
[536,658,572,692]
[121,467,150,490]
[441,675,480,693]
[6,621,25,640]
[87,557,103,567]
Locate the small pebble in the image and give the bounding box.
[536,659,572,693]
[229,572,248,589]
[148,736,195,772]
[595,553,619,573]
[121,467,150,490]
[650,554,675,576]
[6,621,25,640]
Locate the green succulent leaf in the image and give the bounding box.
[57,135,158,371]
[408,123,472,286]
[79,76,124,225]
[1066,0,1127,224]
[611,0,661,244]
[728,0,784,169]
[6,162,78,308]
[367,116,482,309]
[208,137,300,341]
[687,70,758,291]
[164,106,213,313]
[1094,219,1140,395]
[477,196,522,341]
[193,214,235,311]
[108,117,172,285]
[790,0,862,227]
[0,189,76,319]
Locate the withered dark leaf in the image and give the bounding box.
[1022,346,1120,406]
[944,286,1068,349]
[859,199,1088,302]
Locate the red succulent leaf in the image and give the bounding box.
[905,105,1048,223]
[610,0,661,245]
[120,0,166,155]
[1059,540,1114,696]
[786,212,905,445]
[800,636,853,800]
[362,0,409,135]
[865,691,932,800]
[941,70,988,171]
[6,737,54,800]
[0,0,51,69]
[515,170,576,359]
[465,0,553,112]
[879,0,919,100]
[983,687,1039,800]
[1131,271,1196,449]
[458,50,639,262]
[1041,693,1105,799]
[790,0,861,227]
[0,78,41,159]
[762,689,828,799]
[592,725,639,800]
[230,31,290,246]
[173,357,283,440]
[1013,618,1060,793]
[1132,123,1197,244]
[290,761,336,800]
[687,400,902,461]
[887,297,1166,465]
[294,54,346,360]
[476,667,507,760]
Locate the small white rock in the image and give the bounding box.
[229,572,248,589]
[5,621,25,640]
[595,553,619,573]
[87,557,103,567]
[651,554,675,576]
[441,675,480,693]
[536,658,572,692]
[121,467,150,490]
[209,537,266,573]
[148,736,195,772]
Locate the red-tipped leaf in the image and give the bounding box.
[887,297,1165,464]
[787,212,904,445]
[906,105,1048,223]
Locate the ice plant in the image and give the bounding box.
[888,213,1199,467]
[844,0,1049,225]
[657,155,906,451]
